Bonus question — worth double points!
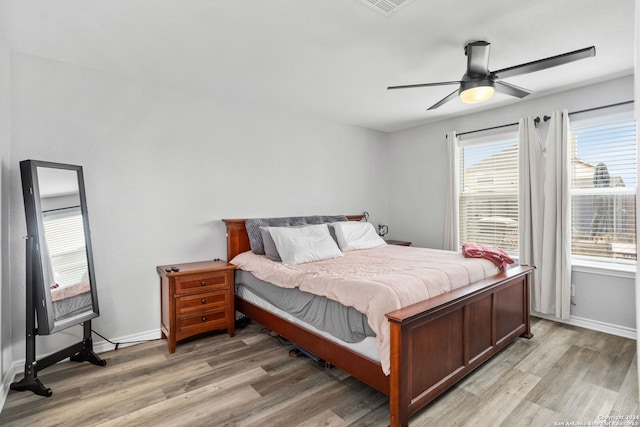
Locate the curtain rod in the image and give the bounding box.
[543,100,634,121]
[455,121,518,137]
[455,116,542,137]
[452,99,635,137]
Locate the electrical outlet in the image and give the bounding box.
[571,283,576,297]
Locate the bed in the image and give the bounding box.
[223,215,533,427]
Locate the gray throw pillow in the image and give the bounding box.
[260,227,282,262]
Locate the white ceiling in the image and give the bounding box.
[0,0,635,132]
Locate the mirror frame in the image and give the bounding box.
[20,159,100,335]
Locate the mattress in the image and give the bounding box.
[53,291,92,320]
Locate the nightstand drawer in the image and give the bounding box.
[175,271,230,294]
[176,307,228,337]
[176,290,229,315]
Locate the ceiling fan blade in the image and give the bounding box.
[427,89,459,110]
[493,46,595,79]
[387,81,461,90]
[466,41,491,77]
[494,81,532,98]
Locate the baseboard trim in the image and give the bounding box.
[0,328,162,413]
[533,312,637,340]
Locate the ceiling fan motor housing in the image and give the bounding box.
[459,77,494,92]
[465,40,491,77]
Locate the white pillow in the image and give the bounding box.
[331,221,387,251]
[268,224,343,266]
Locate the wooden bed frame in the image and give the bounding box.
[223,216,533,427]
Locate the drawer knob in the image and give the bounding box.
[201,316,207,322]
[201,298,207,304]
[201,281,207,286]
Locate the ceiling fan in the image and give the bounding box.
[387,41,596,110]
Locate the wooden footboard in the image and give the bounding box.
[223,217,533,427]
[386,266,532,426]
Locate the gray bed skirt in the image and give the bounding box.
[235,269,375,343]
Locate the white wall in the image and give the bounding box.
[387,75,636,334]
[7,52,389,358]
[0,17,9,402]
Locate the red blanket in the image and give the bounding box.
[462,243,514,271]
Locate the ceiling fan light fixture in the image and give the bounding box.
[459,80,495,104]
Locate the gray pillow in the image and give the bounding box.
[261,227,282,262]
[246,215,348,255]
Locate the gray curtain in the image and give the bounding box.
[519,116,545,311]
[519,111,572,319]
[444,131,459,251]
[541,111,572,319]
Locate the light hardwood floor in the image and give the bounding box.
[1,317,638,426]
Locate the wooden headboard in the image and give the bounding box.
[222,215,365,261]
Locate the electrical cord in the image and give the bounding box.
[91,329,156,351]
[260,327,291,346]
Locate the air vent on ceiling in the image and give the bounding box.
[356,0,416,16]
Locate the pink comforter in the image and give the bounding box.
[231,245,501,375]
[51,279,90,302]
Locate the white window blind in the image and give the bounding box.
[42,207,88,287]
[458,134,519,254]
[570,116,637,262]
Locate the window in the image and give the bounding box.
[570,115,637,263]
[42,207,88,287]
[458,133,519,254]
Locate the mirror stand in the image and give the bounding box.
[10,237,106,397]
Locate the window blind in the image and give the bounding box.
[42,207,88,287]
[570,117,636,262]
[458,135,519,254]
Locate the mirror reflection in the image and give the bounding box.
[37,167,93,322]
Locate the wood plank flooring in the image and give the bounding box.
[1,317,637,426]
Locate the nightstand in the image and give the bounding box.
[157,260,235,353]
[385,240,412,246]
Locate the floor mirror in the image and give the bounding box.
[11,160,106,396]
